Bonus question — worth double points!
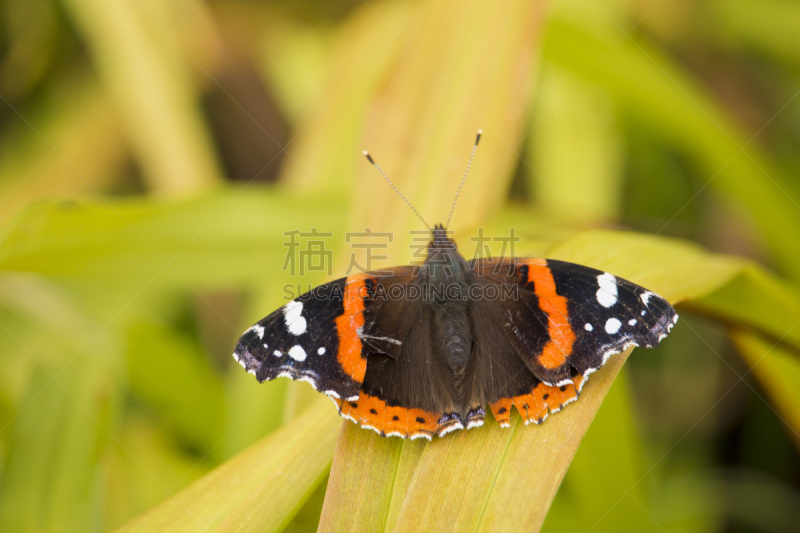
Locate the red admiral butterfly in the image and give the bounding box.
[234,131,678,440]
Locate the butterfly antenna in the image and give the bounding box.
[363,150,431,231]
[445,129,482,229]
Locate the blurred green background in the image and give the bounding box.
[0,0,799,531]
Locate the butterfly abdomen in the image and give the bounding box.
[433,297,472,377]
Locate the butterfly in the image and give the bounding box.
[233,131,677,440]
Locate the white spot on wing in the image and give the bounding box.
[246,324,265,339]
[628,319,637,326]
[288,345,307,362]
[289,317,308,336]
[273,350,282,357]
[289,317,307,335]
[596,273,618,308]
[284,300,303,320]
[317,347,326,355]
[284,300,307,336]
[585,323,593,331]
[641,291,653,306]
[605,318,622,334]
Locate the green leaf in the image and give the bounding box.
[60,0,222,192]
[281,0,414,200]
[543,230,744,305]
[710,0,800,64]
[0,361,106,533]
[542,14,800,281]
[114,396,341,532]
[103,415,212,532]
[544,369,660,532]
[687,266,800,351]
[731,331,800,448]
[528,64,624,223]
[0,188,344,288]
[321,349,634,532]
[76,223,798,532]
[126,322,225,453]
[293,0,545,250]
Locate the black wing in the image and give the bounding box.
[467,257,678,387]
[233,269,416,403]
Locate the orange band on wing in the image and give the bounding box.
[489,398,513,427]
[524,259,576,370]
[337,391,439,438]
[334,274,371,383]
[490,376,584,426]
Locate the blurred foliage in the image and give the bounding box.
[0,0,799,532]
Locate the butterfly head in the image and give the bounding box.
[425,223,466,280]
[430,223,456,250]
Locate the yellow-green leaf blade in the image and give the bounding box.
[731,331,800,449]
[688,266,800,352]
[115,396,341,533]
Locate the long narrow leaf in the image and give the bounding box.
[543,14,800,281]
[60,0,222,192]
[687,266,800,351]
[731,331,800,449]
[115,396,341,532]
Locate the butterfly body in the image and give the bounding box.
[422,225,473,380]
